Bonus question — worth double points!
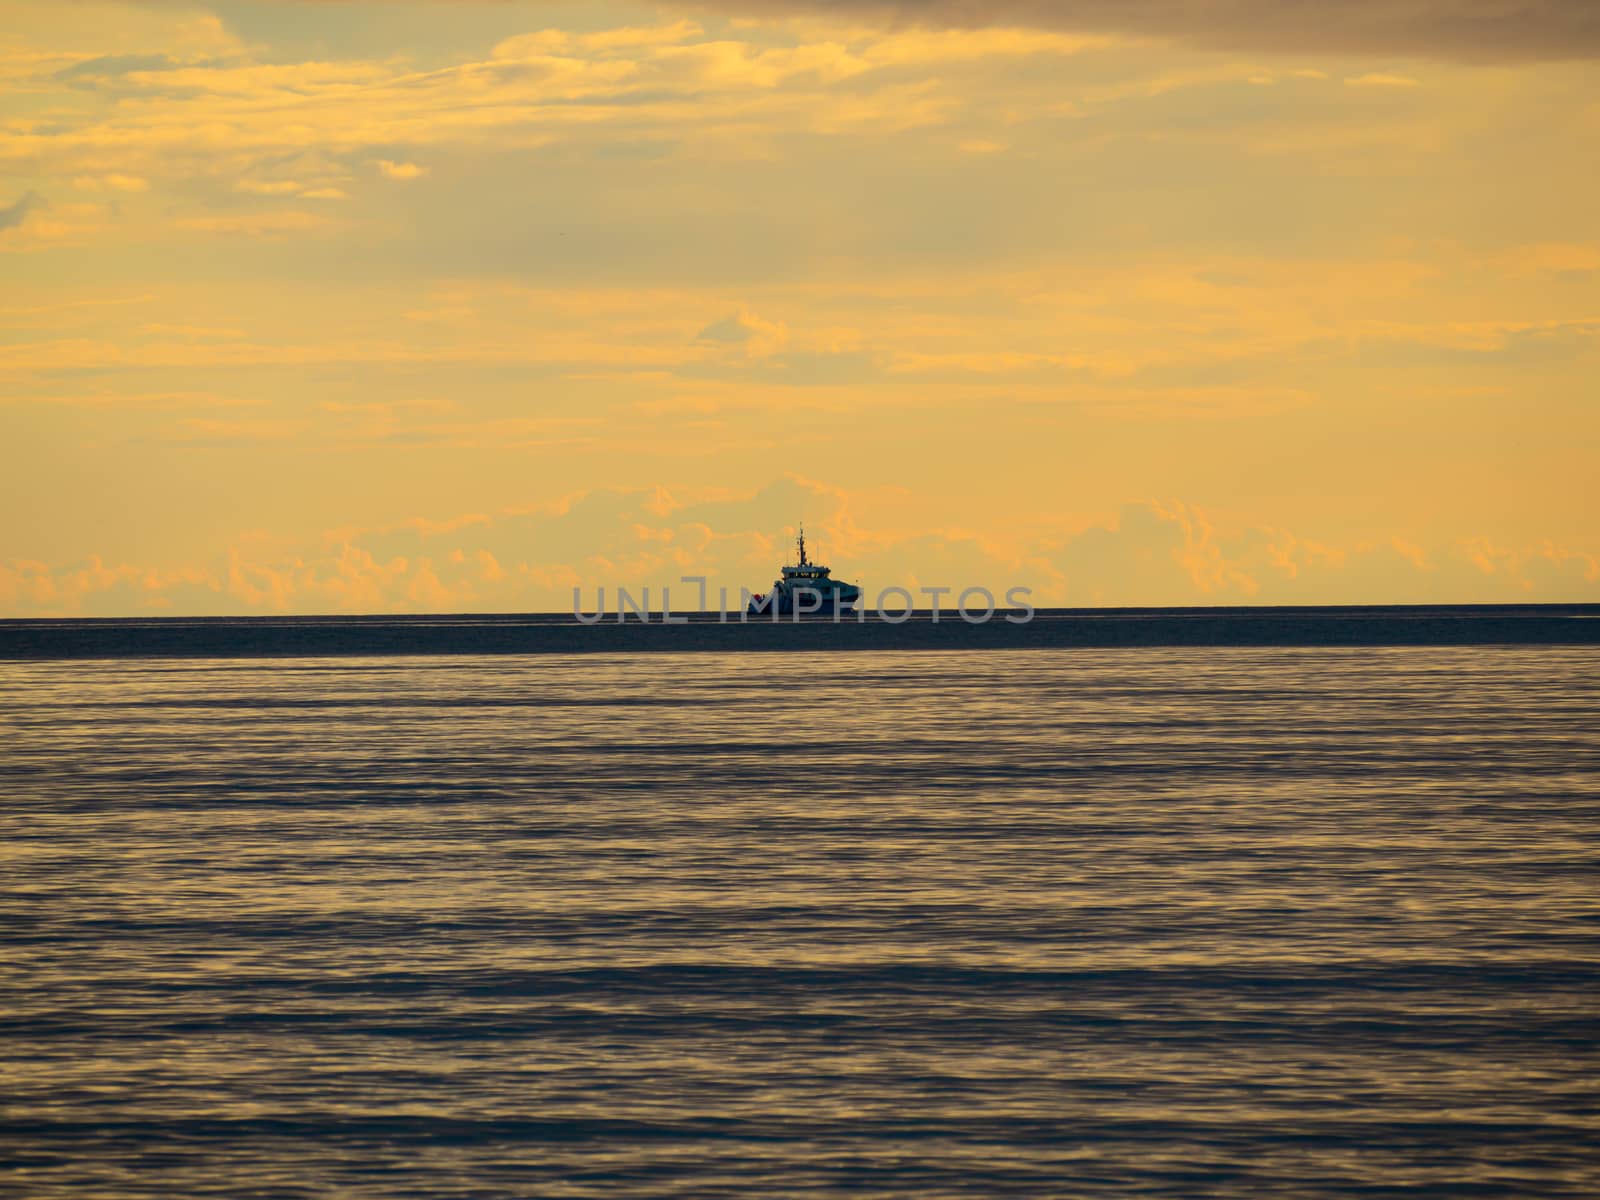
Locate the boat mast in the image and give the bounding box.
[797,524,809,567]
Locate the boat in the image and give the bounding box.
[747,527,862,616]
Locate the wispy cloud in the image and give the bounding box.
[1345,72,1422,87]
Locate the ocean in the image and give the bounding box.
[3,638,1598,1196]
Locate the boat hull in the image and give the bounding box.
[746,595,860,616]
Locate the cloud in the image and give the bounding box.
[55,53,181,82]
[1501,243,1600,276]
[234,179,304,195]
[72,174,149,192]
[697,307,791,357]
[1344,72,1422,87]
[373,159,427,180]
[493,20,705,58]
[0,477,844,615]
[168,417,306,445]
[0,18,1217,201]
[695,0,1600,62]
[1047,502,1600,605]
[172,210,338,237]
[94,2,1584,62]
[141,323,245,339]
[0,190,42,233]
[0,390,257,411]
[5,482,1597,617]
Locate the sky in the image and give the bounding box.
[1,0,1596,614]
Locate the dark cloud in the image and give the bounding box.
[706,0,1600,62]
[0,191,43,234]
[110,0,1597,60]
[53,0,1598,61]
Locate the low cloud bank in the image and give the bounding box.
[3,480,1596,617]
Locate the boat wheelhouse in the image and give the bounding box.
[747,527,861,616]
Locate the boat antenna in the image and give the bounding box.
[797,524,809,567]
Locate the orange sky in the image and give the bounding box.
[2,1,1596,614]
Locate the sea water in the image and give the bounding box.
[3,646,1597,1196]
